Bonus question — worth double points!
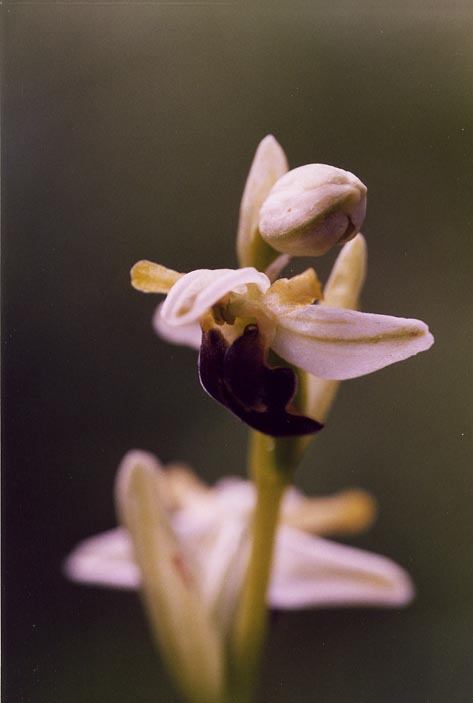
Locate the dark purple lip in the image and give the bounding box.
[198,324,323,438]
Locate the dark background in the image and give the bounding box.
[3,3,473,702]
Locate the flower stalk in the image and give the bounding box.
[229,432,301,703]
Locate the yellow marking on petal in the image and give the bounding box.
[287,323,426,345]
[264,268,323,316]
[131,260,183,293]
[283,489,377,536]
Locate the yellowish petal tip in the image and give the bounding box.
[265,268,323,315]
[131,260,182,294]
[346,232,367,261]
[335,488,378,534]
[284,488,378,537]
[114,450,163,517]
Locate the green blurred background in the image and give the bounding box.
[3,3,473,701]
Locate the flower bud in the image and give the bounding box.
[258,164,367,257]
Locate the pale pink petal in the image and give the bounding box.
[153,303,202,350]
[193,519,250,631]
[272,305,434,380]
[269,527,414,609]
[64,528,139,589]
[161,268,270,327]
[210,477,304,520]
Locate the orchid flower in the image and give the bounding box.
[130,137,432,437]
[66,451,413,700]
[131,240,432,436]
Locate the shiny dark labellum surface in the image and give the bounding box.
[198,324,323,437]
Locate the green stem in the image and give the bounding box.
[228,432,301,703]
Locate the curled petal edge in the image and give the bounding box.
[161,267,270,327]
[153,303,202,349]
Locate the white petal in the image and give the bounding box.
[170,478,254,541]
[172,476,302,535]
[282,489,377,537]
[237,135,288,268]
[322,233,367,309]
[269,527,414,609]
[212,477,256,513]
[153,303,202,349]
[161,268,270,327]
[64,528,140,589]
[196,519,250,632]
[170,480,252,633]
[115,450,225,703]
[272,305,434,380]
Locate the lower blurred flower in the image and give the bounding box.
[66,451,414,619]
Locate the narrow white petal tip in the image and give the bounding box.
[118,449,163,478]
[345,231,367,253]
[64,529,139,589]
[153,303,202,350]
[115,450,163,508]
[260,134,280,149]
[384,566,416,607]
[321,233,367,311]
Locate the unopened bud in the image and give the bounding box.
[258,164,367,257]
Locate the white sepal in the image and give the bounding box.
[237,135,289,268]
[322,233,367,309]
[64,528,138,589]
[270,527,414,609]
[272,305,434,380]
